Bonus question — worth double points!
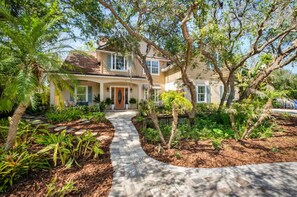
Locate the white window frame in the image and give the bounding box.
[143,60,160,75]
[75,85,88,102]
[111,54,129,72]
[196,85,207,103]
[144,89,160,102]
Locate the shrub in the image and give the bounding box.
[45,106,106,123]
[84,112,106,123]
[105,98,112,105]
[45,107,82,123]
[196,103,219,113]
[129,98,137,104]
[97,101,107,112]
[93,94,100,103]
[138,100,149,116]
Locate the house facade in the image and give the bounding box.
[50,42,229,110]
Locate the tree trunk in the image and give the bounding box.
[150,111,166,145]
[136,50,166,146]
[167,105,178,149]
[218,82,228,111]
[226,72,235,108]
[239,58,283,101]
[5,102,28,150]
[180,70,196,125]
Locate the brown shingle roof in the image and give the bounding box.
[64,51,100,74]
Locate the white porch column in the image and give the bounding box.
[138,84,142,102]
[50,82,55,105]
[100,82,104,102]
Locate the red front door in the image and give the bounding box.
[114,88,125,110]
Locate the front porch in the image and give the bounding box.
[50,75,152,110]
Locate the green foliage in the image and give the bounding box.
[0,120,104,192]
[45,106,106,123]
[46,176,77,197]
[196,103,219,113]
[138,100,149,116]
[211,138,223,151]
[0,4,75,113]
[141,102,275,144]
[229,98,275,138]
[105,98,112,105]
[129,98,137,104]
[271,147,279,153]
[161,91,192,113]
[36,130,103,166]
[141,123,171,144]
[26,91,50,115]
[270,69,297,99]
[0,146,50,192]
[174,151,182,160]
[93,94,101,103]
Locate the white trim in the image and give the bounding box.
[72,74,146,81]
[110,54,130,71]
[143,59,160,75]
[196,85,207,103]
[96,49,170,61]
[75,85,88,102]
[143,88,160,102]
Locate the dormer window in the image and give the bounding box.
[108,54,129,71]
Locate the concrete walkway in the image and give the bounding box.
[106,111,297,197]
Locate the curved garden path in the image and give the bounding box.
[106,111,297,197]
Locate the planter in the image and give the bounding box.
[111,104,115,110]
[125,104,129,109]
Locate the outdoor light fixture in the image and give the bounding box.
[106,87,109,91]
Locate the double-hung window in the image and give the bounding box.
[76,86,88,102]
[144,89,160,102]
[197,85,206,103]
[111,54,129,71]
[144,60,159,75]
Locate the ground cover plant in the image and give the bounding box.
[45,106,106,123]
[137,102,276,148]
[133,107,297,167]
[0,117,110,195]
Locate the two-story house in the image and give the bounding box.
[50,42,227,109]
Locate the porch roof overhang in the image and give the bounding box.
[143,84,161,89]
[72,73,146,80]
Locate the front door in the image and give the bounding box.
[114,88,125,110]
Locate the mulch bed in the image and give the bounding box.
[3,119,115,197]
[133,114,297,168]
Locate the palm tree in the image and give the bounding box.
[0,5,75,150]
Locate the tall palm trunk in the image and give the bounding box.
[5,102,28,150]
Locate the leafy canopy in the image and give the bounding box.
[0,4,74,112]
[161,91,192,112]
